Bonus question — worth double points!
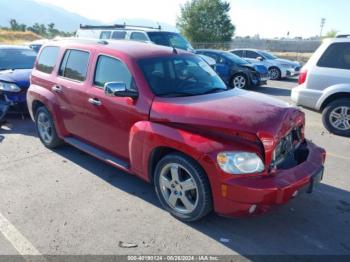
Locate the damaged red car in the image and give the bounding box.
[27,40,326,221]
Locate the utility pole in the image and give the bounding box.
[320,18,326,38]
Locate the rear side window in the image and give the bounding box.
[111,31,126,39]
[36,46,60,73]
[94,55,136,91]
[130,32,148,41]
[232,50,243,57]
[317,43,350,70]
[59,50,89,82]
[100,31,111,39]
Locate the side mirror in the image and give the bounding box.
[104,82,138,99]
[257,56,264,61]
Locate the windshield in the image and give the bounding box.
[259,51,278,60]
[147,32,193,51]
[139,55,227,97]
[222,52,249,65]
[0,48,37,70]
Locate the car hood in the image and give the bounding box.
[273,58,300,66]
[0,69,32,88]
[150,89,304,161]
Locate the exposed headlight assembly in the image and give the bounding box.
[0,82,21,92]
[217,152,265,175]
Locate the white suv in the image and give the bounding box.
[291,37,350,136]
[76,24,195,52]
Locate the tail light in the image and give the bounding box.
[298,69,308,85]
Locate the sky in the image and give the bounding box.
[37,0,349,38]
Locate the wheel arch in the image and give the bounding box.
[316,85,350,111]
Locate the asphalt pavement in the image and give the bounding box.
[0,79,349,258]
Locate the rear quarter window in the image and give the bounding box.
[317,42,350,70]
[36,46,60,73]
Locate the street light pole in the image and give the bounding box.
[320,18,326,38]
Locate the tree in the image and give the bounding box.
[324,29,338,38]
[177,0,235,42]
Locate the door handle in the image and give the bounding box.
[88,98,102,106]
[52,85,62,93]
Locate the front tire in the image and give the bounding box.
[231,74,248,89]
[268,67,281,80]
[35,106,63,148]
[322,98,350,137]
[154,153,212,222]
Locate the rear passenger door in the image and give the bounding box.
[54,49,92,137]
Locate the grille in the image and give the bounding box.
[272,127,303,167]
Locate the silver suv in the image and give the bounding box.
[291,37,350,137]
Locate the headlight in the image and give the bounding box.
[0,82,21,92]
[217,152,265,174]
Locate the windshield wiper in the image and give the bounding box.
[161,91,200,97]
[200,87,227,95]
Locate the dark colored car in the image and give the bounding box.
[196,49,268,89]
[0,46,37,121]
[27,40,326,222]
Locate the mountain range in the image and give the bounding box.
[0,0,177,32]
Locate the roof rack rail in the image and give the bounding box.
[336,34,350,38]
[79,23,162,30]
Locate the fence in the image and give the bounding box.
[193,38,322,63]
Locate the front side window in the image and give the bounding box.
[111,31,126,39]
[222,52,248,65]
[94,55,135,91]
[317,43,350,70]
[36,46,60,73]
[59,50,89,82]
[246,51,260,59]
[0,48,37,70]
[139,55,227,97]
[130,32,148,41]
[147,32,193,51]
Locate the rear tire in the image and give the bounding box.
[322,98,350,137]
[154,153,212,222]
[35,106,63,148]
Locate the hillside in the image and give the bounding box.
[0,0,99,32]
[0,29,41,44]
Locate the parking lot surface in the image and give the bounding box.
[0,79,350,256]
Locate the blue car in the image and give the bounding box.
[196,49,269,89]
[0,46,37,121]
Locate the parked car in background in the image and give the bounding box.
[196,49,268,89]
[0,46,37,121]
[27,39,326,221]
[231,49,301,80]
[76,24,195,52]
[292,37,350,137]
[28,39,50,53]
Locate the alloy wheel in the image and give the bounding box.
[159,163,199,214]
[329,106,350,131]
[269,68,280,80]
[37,111,54,144]
[233,75,246,89]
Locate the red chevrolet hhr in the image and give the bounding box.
[27,39,326,221]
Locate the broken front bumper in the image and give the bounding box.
[213,140,326,217]
[0,93,11,121]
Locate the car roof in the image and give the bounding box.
[0,45,33,50]
[43,39,191,60]
[324,37,350,43]
[196,49,226,55]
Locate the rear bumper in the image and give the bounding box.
[212,140,326,217]
[291,85,322,110]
